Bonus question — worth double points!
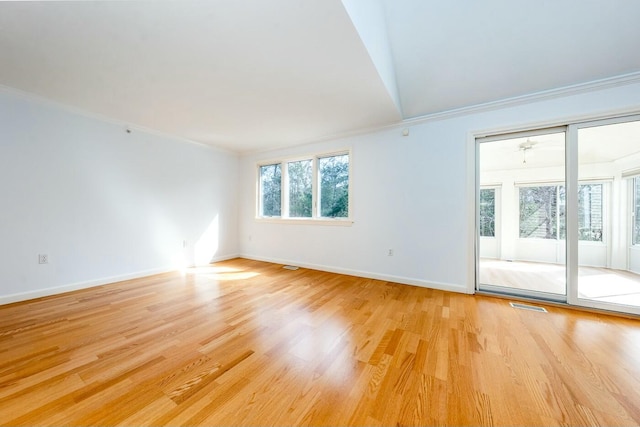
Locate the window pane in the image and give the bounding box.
[260,164,281,216]
[635,177,640,245]
[479,188,495,237]
[319,154,349,218]
[578,184,603,242]
[519,186,558,239]
[288,160,312,217]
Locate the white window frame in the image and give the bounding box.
[256,149,353,226]
[515,180,608,243]
[632,175,640,246]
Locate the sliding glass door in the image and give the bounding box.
[477,115,640,315]
[571,117,640,314]
[478,129,567,301]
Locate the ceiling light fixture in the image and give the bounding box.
[519,139,535,164]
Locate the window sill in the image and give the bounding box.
[255,217,354,227]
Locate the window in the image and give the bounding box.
[519,183,603,241]
[257,151,351,221]
[479,188,495,237]
[288,159,312,217]
[634,177,640,245]
[519,186,559,239]
[319,154,349,218]
[578,184,603,242]
[259,164,281,217]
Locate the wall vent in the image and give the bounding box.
[509,302,547,313]
[283,265,299,270]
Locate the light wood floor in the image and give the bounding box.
[1,258,640,426]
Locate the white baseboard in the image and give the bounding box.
[214,253,241,261]
[240,253,472,294]
[0,253,241,306]
[0,252,467,306]
[0,266,174,306]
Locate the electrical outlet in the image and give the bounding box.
[38,254,48,264]
[388,249,394,256]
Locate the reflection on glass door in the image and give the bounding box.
[576,119,640,311]
[478,130,567,300]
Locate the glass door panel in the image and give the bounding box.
[576,119,640,312]
[478,130,567,300]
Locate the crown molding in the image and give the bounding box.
[401,71,640,126]
[0,84,237,155]
[242,71,640,155]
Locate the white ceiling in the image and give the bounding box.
[1,0,639,153]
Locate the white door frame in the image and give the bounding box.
[476,114,640,316]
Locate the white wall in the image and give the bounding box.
[239,81,640,294]
[0,90,239,304]
[240,124,470,293]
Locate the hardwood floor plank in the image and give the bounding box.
[1,373,86,422]
[182,376,252,426]
[1,258,639,425]
[168,349,254,405]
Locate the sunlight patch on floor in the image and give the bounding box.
[480,259,640,307]
[578,270,640,306]
[184,265,260,281]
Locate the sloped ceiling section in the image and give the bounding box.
[0,0,401,153]
[382,0,640,118]
[341,0,402,115]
